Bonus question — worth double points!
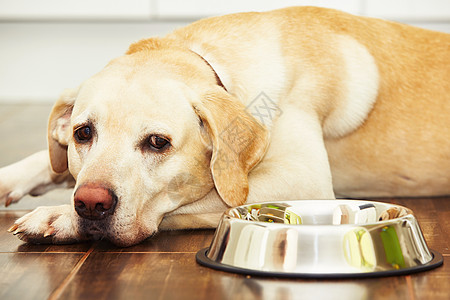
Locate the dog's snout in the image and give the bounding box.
[74,184,117,220]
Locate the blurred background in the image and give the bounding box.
[0,0,449,209]
[0,0,449,104]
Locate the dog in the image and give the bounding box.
[0,7,449,246]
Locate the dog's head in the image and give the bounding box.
[47,40,268,246]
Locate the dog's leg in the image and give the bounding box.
[159,212,224,230]
[160,188,227,230]
[246,108,336,202]
[0,150,74,207]
[8,204,84,244]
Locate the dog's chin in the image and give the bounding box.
[84,224,105,241]
[111,235,152,247]
[106,229,155,247]
[77,217,156,247]
[77,218,108,241]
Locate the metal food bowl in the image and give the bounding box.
[196,200,443,278]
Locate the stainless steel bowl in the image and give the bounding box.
[196,200,443,278]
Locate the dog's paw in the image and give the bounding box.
[0,151,59,207]
[0,164,28,207]
[8,205,82,244]
[379,207,410,221]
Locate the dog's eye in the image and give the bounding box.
[75,126,93,143]
[147,135,170,150]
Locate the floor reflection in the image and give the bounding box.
[219,276,368,300]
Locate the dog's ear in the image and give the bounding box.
[193,89,269,207]
[47,88,77,174]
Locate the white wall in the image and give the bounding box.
[0,0,449,103]
[0,22,188,102]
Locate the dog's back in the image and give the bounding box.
[170,6,450,198]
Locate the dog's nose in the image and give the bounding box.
[74,184,117,220]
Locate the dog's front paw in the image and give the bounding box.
[8,205,82,244]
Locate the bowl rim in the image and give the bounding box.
[224,199,414,227]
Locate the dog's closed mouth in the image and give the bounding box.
[78,219,108,240]
[87,225,102,233]
[84,226,104,240]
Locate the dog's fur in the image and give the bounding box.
[1,7,449,246]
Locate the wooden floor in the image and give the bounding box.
[0,105,449,300]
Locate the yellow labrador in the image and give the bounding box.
[1,7,449,246]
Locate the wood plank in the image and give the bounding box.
[410,256,450,300]
[211,277,411,300]
[58,252,241,300]
[385,197,450,254]
[93,229,215,253]
[0,252,84,300]
[0,211,29,252]
[56,251,449,300]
